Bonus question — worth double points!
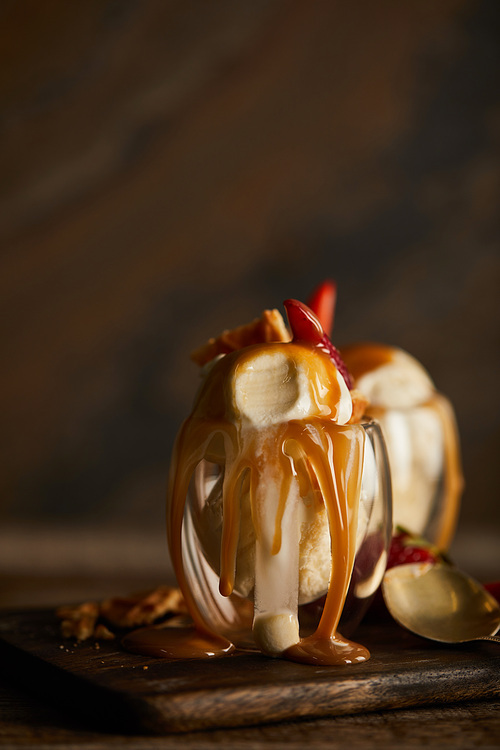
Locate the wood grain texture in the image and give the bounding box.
[0,608,498,734]
[1,572,499,747]
[1,682,499,750]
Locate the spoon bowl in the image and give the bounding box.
[382,562,500,644]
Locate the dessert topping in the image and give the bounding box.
[191,309,290,367]
[306,279,337,337]
[283,298,353,389]
[387,527,442,569]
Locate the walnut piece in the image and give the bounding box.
[191,309,290,366]
[93,623,116,640]
[348,389,370,424]
[100,586,187,629]
[56,586,187,642]
[56,602,99,642]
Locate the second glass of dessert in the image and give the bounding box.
[341,343,463,550]
[308,279,463,551]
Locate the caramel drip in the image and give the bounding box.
[122,624,234,660]
[219,434,246,597]
[272,446,294,555]
[340,343,394,381]
[126,341,370,665]
[166,416,237,644]
[284,422,368,665]
[430,394,464,550]
[284,631,369,664]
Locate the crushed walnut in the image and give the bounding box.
[189,308,370,422]
[57,601,100,641]
[348,389,370,424]
[56,585,187,642]
[190,309,290,367]
[100,586,187,629]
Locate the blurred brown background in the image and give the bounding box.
[1,0,499,585]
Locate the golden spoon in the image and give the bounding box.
[382,562,500,644]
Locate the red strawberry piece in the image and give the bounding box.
[283,298,353,389]
[386,528,440,569]
[306,279,337,338]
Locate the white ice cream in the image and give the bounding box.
[343,344,446,537]
[231,349,352,427]
[352,348,434,410]
[194,347,374,655]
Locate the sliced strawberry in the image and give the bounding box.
[306,280,337,338]
[387,543,436,568]
[283,298,353,389]
[386,527,441,569]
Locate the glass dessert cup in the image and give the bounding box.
[368,393,463,549]
[340,342,463,551]
[176,420,392,661]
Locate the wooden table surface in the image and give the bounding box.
[1,547,499,749]
[1,676,499,749]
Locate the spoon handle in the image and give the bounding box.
[478,635,500,643]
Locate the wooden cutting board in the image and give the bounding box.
[0,608,498,734]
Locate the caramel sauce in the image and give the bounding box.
[430,393,464,549]
[124,342,368,666]
[284,633,369,665]
[283,422,367,665]
[340,343,394,381]
[122,624,234,659]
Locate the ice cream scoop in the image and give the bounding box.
[193,344,376,655]
[169,342,363,655]
[165,313,391,665]
[341,343,463,548]
[196,347,378,600]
